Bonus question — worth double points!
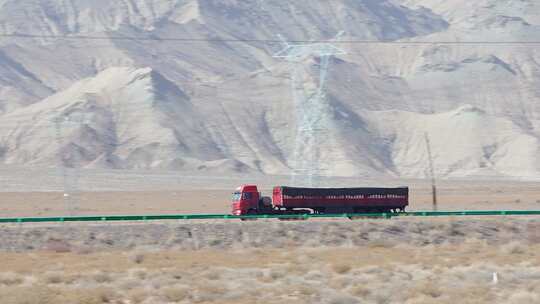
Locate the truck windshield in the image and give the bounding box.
[232,192,253,201]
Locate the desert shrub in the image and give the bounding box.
[372,291,392,304]
[44,272,64,284]
[349,285,370,298]
[59,287,117,304]
[501,242,526,255]
[284,263,310,276]
[74,246,93,255]
[507,291,539,303]
[42,272,81,285]
[366,239,395,249]
[162,286,191,302]
[329,277,352,290]
[117,278,140,291]
[193,283,227,302]
[403,295,440,304]
[326,294,359,304]
[130,253,145,264]
[255,272,273,283]
[332,263,352,274]
[269,269,286,280]
[209,239,222,246]
[128,289,150,304]
[93,272,113,284]
[0,272,24,286]
[168,269,186,281]
[130,269,147,280]
[44,238,71,253]
[447,223,465,237]
[525,281,540,293]
[201,268,221,280]
[446,285,492,303]
[296,284,318,296]
[304,270,324,281]
[410,282,442,299]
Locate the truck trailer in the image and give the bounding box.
[231,184,408,216]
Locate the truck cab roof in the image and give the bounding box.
[236,185,258,192]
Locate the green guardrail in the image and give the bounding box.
[402,210,540,217]
[0,210,540,223]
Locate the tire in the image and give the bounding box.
[241,209,258,221]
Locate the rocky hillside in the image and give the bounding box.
[0,0,539,180]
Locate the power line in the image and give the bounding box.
[1,33,540,44]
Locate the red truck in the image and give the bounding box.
[231,184,408,216]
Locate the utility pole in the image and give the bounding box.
[424,133,438,211]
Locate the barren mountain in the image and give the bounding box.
[0,0,539,180]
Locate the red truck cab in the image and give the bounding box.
[231,185,261,215]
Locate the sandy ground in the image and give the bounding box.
[0,167,539,217]
[1,184,539,217]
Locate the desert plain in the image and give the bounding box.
[0,168,539,303]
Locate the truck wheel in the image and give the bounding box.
[240,210,258,221]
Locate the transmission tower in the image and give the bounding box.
[273,33,346,187]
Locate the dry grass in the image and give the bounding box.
[0,217,539,304]
[0,286,118,304]
[0,242,539,304]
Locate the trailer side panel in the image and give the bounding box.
[272,186,408,211]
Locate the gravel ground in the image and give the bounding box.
[1,217,539,252]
